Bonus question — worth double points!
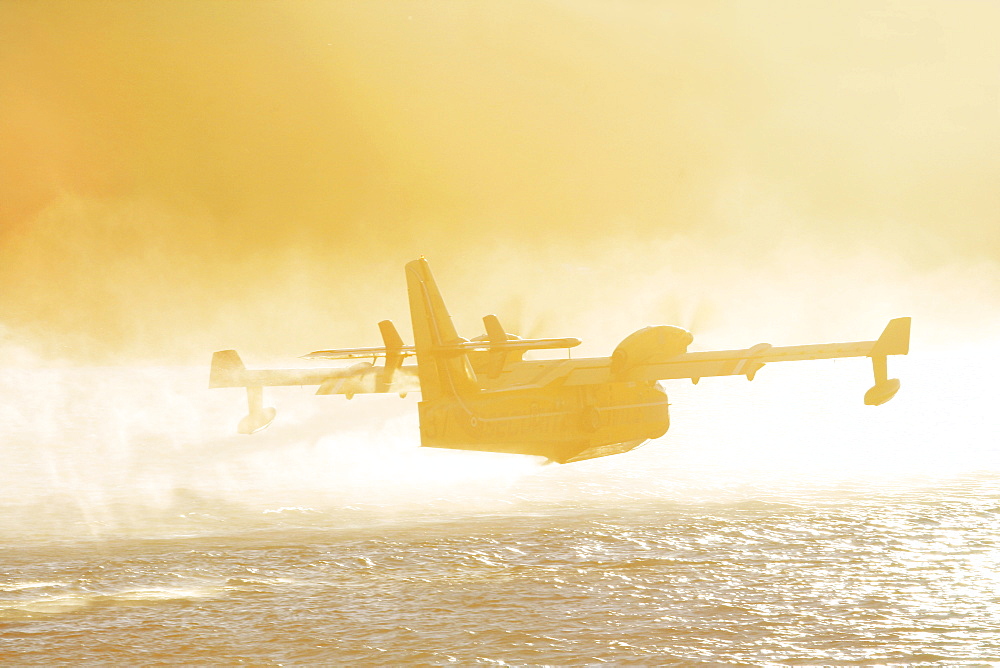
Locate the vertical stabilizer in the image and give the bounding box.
[405,259,479,399]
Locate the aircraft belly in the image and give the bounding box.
[416,382,670,463]
[563,439,650,464]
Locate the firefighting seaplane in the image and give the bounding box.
[210,258,910,464]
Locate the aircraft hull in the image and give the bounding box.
[418,380,670,463]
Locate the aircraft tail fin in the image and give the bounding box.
[405,258,479,399]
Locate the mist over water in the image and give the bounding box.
[4,348,1000,664]
[1,336,996,544]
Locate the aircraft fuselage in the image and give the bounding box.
[418,379,670,463]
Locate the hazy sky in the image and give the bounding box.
[1,1,997,363]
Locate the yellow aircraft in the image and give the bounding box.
[210,258,910,464]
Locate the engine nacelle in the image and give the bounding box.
[611,325,694,377]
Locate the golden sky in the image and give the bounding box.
[1,1,997,363]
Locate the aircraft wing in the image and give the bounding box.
[209,349,419,433]
[629,317,909,385]
[304,338,580,360]
[488,318,910,406]
[210,350,419,395]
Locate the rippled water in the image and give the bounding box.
[3,354,1000,665]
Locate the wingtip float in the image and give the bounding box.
[210,258,911,463]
